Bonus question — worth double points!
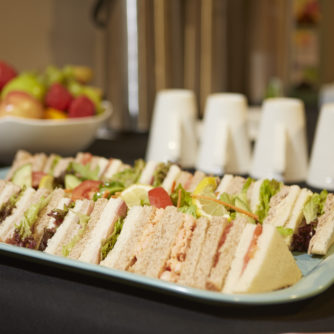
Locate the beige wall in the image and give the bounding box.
[0,0,100,82]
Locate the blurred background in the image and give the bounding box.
[0,0,332,132]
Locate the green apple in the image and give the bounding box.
[1,73,46,101]
[82,86,103,114]
[43,65,65,86]
[66,79,84,97]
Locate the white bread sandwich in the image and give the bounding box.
[305,192,334,255]
[102,159,124,180]
[72,197,127,263]
[247,178,282,222]
[186,170,206,193]
[162,165,181,194]
[138,161,160,185]
[223,223,302,294]
[216,175,246,197]
[44,199,94,256]
[1,187,51,247]
[38,196,73,251]
[43,154,61,175]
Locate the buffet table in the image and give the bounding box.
[1,129,334,334]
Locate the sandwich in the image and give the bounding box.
[289,190,334,255]
[129,206,182,277]
[75,152,109,179]
[162,164,181,194]
[177,214,248,290]
[0,181,22,223]
[138,161,160,185]
[223,223,302,294]
[73,197,127,263]
[44,199,94,256]
[43,154,61,175]
[308,193,334,255]
[102,158,124,180]
[38,196,73,251]
[216,174,247,197]
[100,205,158,270]
[186,170,206,193]
[0,187,51,247]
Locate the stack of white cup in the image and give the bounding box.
[147,90,334,189]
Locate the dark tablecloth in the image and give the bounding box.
[2,119,334,334]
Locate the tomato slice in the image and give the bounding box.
[148,187,173,209]
[32,171,47,188]
[71,180,102,201]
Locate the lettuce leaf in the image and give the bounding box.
[303,189,328,224]
[49,155,61,175]
[62,211,90,257]
[241,177,254,194]
[152,162,172,187]
[15,194,51,239]
[93,181,125,201]
[276,226,293,237]
[219,191,254,223]
[170,184,198,218]
[69,162,100,181]
[100,218,124,261]
[255,179,281,222]
[109,159,145,188]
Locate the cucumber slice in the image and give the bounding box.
[65,174,82,190]
[11,163,32,188]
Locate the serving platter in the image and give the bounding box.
[0,166,333,305]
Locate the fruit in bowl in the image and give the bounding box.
[0,61,105,120]
[0,91,44,119]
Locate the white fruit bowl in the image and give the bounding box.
[0,101,112,164]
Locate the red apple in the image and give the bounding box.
[0,90,44,119]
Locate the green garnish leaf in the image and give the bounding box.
[255,179,282,223]
[100,218,124,261]
[93,181,125,201]
[15,194,51,239]
[276,226,293,237]
[171,184,198,218]
[219,191,254,223]
[241,177,254,194]
[108,159,145,188]
[69,162,100,181]
[62,211,90,257]
[49,155,61,175]
[303,189,328,224]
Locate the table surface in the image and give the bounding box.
[2,121,334,334]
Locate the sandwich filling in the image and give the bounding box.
[212,222,233,269]
[241,224,262,275]
[38,199,74,251]
[100,217,125,261]
[160,215,196,282]
[0,188,24,224]
[291,190,328,252]
[7,194,51,249]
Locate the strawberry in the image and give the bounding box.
[68,96,95,118]
[45,83,73,111]
[0,61,17,90]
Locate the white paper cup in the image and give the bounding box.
[307,103,334,190]
[196,93,251,175]
[250,97,308,183]
[146,89,198,168]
